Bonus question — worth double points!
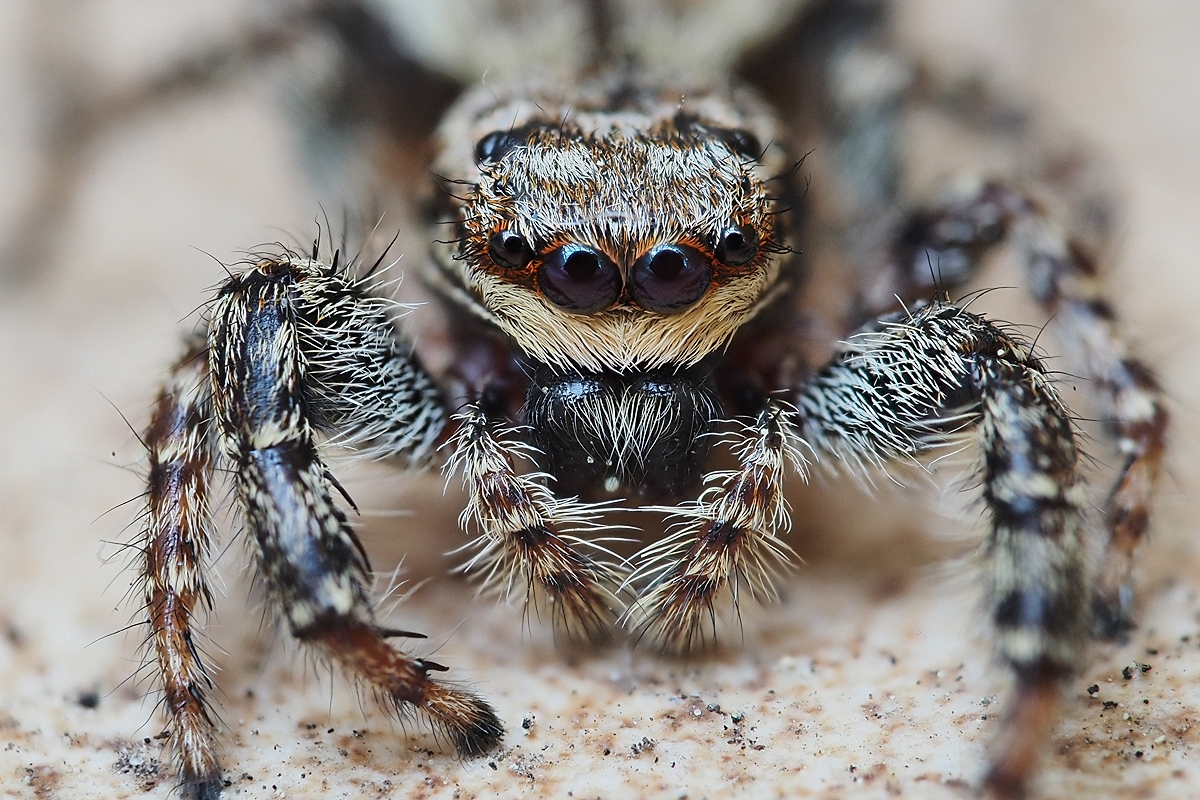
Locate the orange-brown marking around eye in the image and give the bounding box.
[475,222,775,308]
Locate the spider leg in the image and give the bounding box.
[199,253,499,789]
[865,180,1167,637]
[623,402,804,651]
[445,404,622,643]
[142,335,222,800]
[796,299,1090,799]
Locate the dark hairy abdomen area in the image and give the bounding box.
[523,362,722,501]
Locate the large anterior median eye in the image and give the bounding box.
[629,244,712,313]
[537,245,620,313]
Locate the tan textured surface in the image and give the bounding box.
[2,2,1200,799]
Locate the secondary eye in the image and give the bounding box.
[475,130,521,164]
[629,244,712,313]
[537,245,620,313]
[487,230,534,269]
[719,128,762,159]
[714,224,759,266]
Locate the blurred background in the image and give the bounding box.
[0,1,1198,797]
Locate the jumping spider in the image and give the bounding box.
[130,2,1166,798]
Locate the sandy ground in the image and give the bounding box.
[1,2,1199,799]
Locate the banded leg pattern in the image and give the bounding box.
[209,253,501,756]
[871,179,1167,634]
[446,404,620,641]
[795,300,1090,798]
[142,335,221,800]
[626,402,803,651]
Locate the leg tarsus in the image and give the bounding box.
[298,616,502,756]
[983,660,1067,800]
[181,772,225,800]
[1091,582,1136,642]
[423,684,505,757]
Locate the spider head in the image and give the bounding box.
[430,81,796,373]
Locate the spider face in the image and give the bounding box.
[430,80,793,373]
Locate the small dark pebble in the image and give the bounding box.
[1103,701,1119,710]
[1144,699,1150,705]
[1135,751,1144,758]
[706,704,721,713]
[1123,666,1134,680]
[1147,648,1159,656]
[522,717,534,730]
[77,691,99,709]
[489,762,497,770]
[630,737,656,756]
[731,712,745,724]
[603,748,611,756]
[1087,685,1100,696]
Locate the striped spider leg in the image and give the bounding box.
[141,248,501,799]
[443,403,626,642]
[624,402,806,652]
[794,299,1092,799]
[872,179,1168,638]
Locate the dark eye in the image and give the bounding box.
[487,230,534,269]
[629,244,712,313]
[714,225,759,266]
[537,245,620,313]
[475,130,521,164]
[719,128,762,159]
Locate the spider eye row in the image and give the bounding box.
[484,225,759,314]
